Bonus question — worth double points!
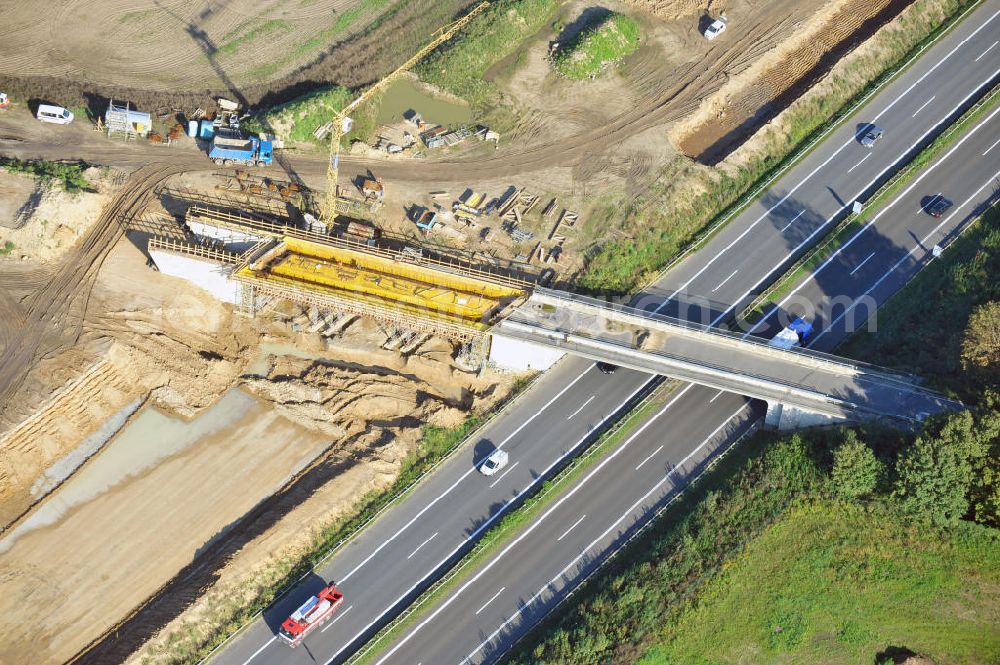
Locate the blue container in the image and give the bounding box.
[198,120,215,139]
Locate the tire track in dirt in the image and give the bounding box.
[0,164,181,427]
[675,0,913,164]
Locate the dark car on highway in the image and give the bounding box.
[595,362,618,375]
[925,194,953,218]
[859,125,884,148]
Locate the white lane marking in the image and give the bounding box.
[634,445,664,471]
[709,389,725,403]
[714,70,1000,330]
[566,395,596,420]
[745,100,1000,337]
[328,380,655,665]
[338,366,593,584]
[458,405,750,665]
[975,40,998,61]
[321,605,354,632]
[711,269,739,293]
[911,95,936,117]
[241,636,276,665]
[780,209,806,232]
[655,10,1000,313]
[984,136,1000,155]
[849,251,876,276]
[475,587,505,616]
[372,385,699,665]
[556,515,587,541]
[407,532,439,560]
[488,461,520,488]
[847,153,871,173]
[814,169,1000,343]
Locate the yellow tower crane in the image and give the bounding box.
[322,1,490,222]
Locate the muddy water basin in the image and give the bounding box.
[376,78,473,127]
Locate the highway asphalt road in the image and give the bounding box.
[371,80,1000,665]
[210,3,1000,664]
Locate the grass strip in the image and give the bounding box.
[347,380,675,665]
[740,83,1000,324]
[552,12,641,80]
[581,0,982,293]
[150,376,536,665]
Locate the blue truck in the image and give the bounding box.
[208,128,273,167]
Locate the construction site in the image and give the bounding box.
[0,0,957,662]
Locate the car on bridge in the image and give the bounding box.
[595,362,618,375]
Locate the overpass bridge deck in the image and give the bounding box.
[497,290,959,424]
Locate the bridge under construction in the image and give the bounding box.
[147,202,959,428]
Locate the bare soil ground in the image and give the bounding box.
[0,203,518,665]
[0,0,481,115]
[0,170,37,229]
[672,0,914,164]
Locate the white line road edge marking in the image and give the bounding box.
[653,10,1000,314]
[556,515,587,541]
[975,39,998,61]
[321,605,354,632]
[566,395,596,420]
[814,169,1000,343]
[634,445,664,471]
[475,587,506,616]
[323,380,655,665]
[337,366,593,584]
[371,384,698,665]
[849,251,877,275]
[457,405,750,665]
[240,636,276,665]
[709,389,725,403]
[712,269,739,293]
[746,100,1000,337]
[407,533,439,560]
[912,95,936,117]
[780,209,806,232]
[488,461,520,489]
[848,153,872,173]
[721,67,1000,330]
[984,136,1000,155]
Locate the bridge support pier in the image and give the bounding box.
[764,401,857,432]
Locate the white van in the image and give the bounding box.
[36,104,74,124]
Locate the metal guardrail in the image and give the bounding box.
[342,377,668,665]
[194,366,565,665]
[530,289,934,387]
[148,236,246,264]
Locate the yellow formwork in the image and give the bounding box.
[235,236,526,326]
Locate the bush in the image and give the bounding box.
[893,411,991,524]
[552,12,641,80]
[0,157,94,193]
[961,300,1000,380]
[831,432,884,499]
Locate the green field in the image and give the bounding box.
[552,12,640,80]
[638,501,1000,665]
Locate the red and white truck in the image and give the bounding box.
[278,583,346,647]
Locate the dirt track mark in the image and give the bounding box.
[675,0,913,164]
[0,165,180,427]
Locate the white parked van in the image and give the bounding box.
[36,104,74,124]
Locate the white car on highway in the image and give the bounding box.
[479,449,509,476]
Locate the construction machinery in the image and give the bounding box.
[321,1,490,222]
